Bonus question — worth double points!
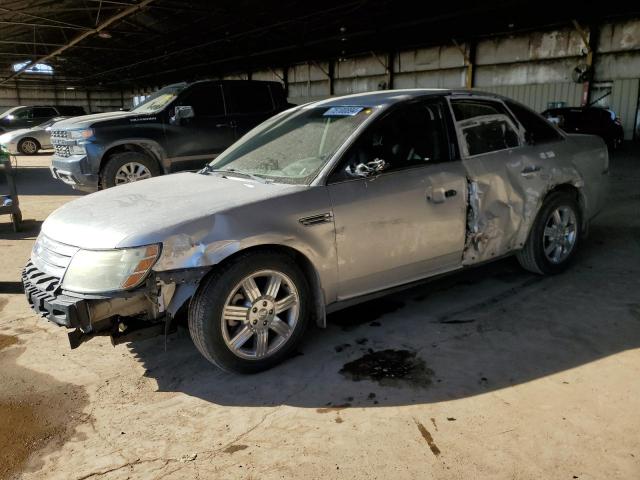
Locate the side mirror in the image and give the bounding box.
[171,105,195,125]
[346,158,388,178]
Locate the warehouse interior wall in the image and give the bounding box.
[3,18,639,140]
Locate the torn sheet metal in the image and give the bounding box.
[461,135,605,265]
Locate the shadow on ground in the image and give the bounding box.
[127,222,639,409]
[123,149,640,409]
[3,162,84,197]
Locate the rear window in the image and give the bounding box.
[226,83,274,114]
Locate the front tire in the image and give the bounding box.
[516,192,581,275]
[18,138,40,155]
[100,152,160,189]
[188,251,311,373]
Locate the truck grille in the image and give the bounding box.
[53,144,71,157]
[51,129,70,139]
[31,234,78,279]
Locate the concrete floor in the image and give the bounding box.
[0,148,639,480]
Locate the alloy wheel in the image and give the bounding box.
[114,162,152,184]
[21,139,37,154]
[221,269,299,360]
[543,206,577,264]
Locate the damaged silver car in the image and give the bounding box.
[23,90,609,373]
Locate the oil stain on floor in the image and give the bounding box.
[0,333,89,480]
[339,349,434,387]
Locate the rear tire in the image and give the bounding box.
[18,138,40,155]
[100,152,160,189]
[516,191,581,275]
[188,251,311,373]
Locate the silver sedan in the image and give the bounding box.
[23,90,608,373]
[0,117,67,155]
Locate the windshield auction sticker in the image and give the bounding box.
[323,106,364,116]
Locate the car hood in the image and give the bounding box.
[41,172,302,249]
[53,111,138,129]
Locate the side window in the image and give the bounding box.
[33,107,57,118]
[12,108,32,120]
[330,101,450,182]
[505,100,563,145]
[451,99,520,157]
[227,83,274,114]
[180,84,225,116]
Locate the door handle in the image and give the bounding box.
[521,165,542,176]
[427,188,457,203]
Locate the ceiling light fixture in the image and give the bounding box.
[98,31,112,39]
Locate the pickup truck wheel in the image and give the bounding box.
[100,152,160,188]
[188,251,311,373]
[516,192,581,275]
[18,138,40,155]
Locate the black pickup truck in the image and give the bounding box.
[50,80,291,191]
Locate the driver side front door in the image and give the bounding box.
[327,100,467,300]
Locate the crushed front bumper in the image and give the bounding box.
[22,261,91,330]
[22,260,162,348]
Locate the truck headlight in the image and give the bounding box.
[62,244,160,293]
[69,128,93,140]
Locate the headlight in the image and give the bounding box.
[62,244,160,293]
[69,128,93,140]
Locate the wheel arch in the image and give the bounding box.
[167,243,327,329]
[541,183,586,231]
[18,136,41,152]
[99,140,166,175]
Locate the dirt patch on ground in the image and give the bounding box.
[0,338,89,480]
[0,334,18,351]
[339,349,434,387]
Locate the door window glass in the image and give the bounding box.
[181,84,225,116]
[331,101,450,182]
[12,108,32,120]
[505,100,562,144]
[33,107,57,117]
[451,99,520,156]
[227,83,274,114]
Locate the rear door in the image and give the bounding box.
[165,82,236,171]
[224,82,276,138]
[451,97,568,265]
[327,99,467,299]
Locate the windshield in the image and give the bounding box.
[132,84,185,114]
[207,105,375,184]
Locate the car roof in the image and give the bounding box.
[308,88,503,108]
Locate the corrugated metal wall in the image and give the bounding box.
[611,79,639,139]
[480,83,583,112]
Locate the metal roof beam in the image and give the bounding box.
[0,0,156,86]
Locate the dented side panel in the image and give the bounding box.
[461,135,607,265]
